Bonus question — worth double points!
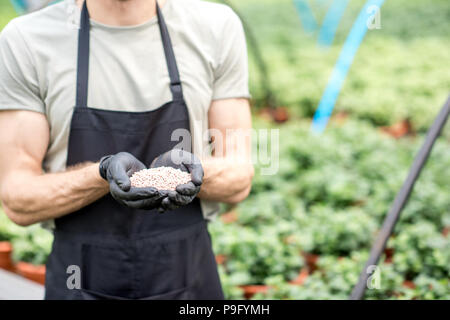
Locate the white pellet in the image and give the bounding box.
[130,166,192,190]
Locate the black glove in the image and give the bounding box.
[99,152,167,210]
[150,149,204,213]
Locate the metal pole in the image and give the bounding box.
[350,94,450,300]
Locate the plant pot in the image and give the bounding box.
[0,241,14,272]
[384,248,394,264]
[215,254,226,265]
[240,285,270,299]
[402,280,416,289]
[271,107,289,123]
[379,119,413,139]
[220,211,238,224]
[289,267,309,286]
[333,111,350,126]
[16,262,46,285]
[257,107,290,123]
[302,252,319,272]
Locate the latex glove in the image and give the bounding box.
[99,152,167,210]
[150,149,203,213]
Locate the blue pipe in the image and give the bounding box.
[293,0,318,33]
[311,0,385,133]
[318,0,349,47]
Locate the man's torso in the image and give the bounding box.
[0,0,250,222]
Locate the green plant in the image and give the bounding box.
[297,206,377,255]
[0,0,17,30]
[412,274,450,300]
[11,226,53,265]
[217,265,245,299]
[211,116,450,299]
[389,222,450,279]
[0,209,26,242]
[239,0,450,132]
[210,221,304,285]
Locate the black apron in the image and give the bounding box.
[44,1,224,300]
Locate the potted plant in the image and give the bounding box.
[212,222,303,299]
[240,285,271,299]
[216,265,244,299]
[0,210,20,272]
[0,239,14,272]
[215,254,227,265]
[15,261,46,285]
[302,252,319,273]
[289,267,309,286]
[12,226,53,285]
[220,210,238,224]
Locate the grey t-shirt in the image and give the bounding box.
[0,0,250,226]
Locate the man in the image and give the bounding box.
[0,0,253,299]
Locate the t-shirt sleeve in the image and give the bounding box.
[212,9,251,101]
[0,20,45,114]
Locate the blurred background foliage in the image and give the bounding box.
[237,0,450,132]
[0,0,449,299]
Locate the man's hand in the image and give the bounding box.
[150,149,204,212]
[99,152,167,210]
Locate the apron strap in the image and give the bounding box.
[75,1,184,108]
[156,3,184,101]
[75,0,90,108]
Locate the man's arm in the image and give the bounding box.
[198,98,254,204]
[0,110,109,226]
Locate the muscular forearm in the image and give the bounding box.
[0,163,108,226]
[198,157,254,204]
